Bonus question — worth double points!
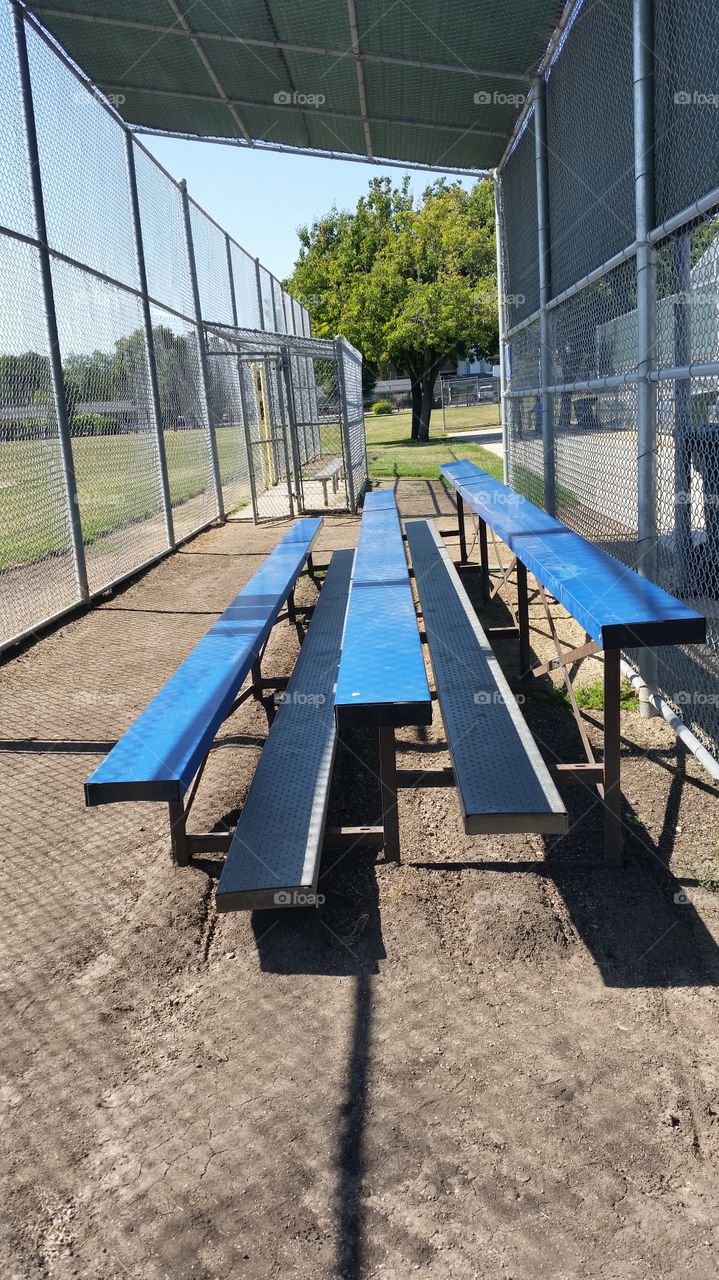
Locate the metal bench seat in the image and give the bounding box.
[335,489,431,729]
[441,460,705,649]
[216,548,353,911]
[315,457,344,503]
[405,519,567,835]
[85,517,321,810]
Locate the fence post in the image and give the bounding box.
[673,233,692,586]
[225,232,238,328]
[125,133,175,550]
[12,2,89,604]
[255,257,266,330]
[335,337,357,512]
[270,277,280,333]
[180,180,224,520]
[633,0,658,711]
[226,233,259,523]
[493,170,510,485]
[533,74,555,515]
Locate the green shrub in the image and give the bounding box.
[70,412,114,436]
[371,399,393,415]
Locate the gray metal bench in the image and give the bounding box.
[405,519,567,836]
[216,548,353,911]
[315,457,344,504]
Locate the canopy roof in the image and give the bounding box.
[27,1,564,172]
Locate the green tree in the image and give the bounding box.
[0,352,50,406]
[288,176,498,440]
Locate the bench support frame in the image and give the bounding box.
[454,495,625,860]
[161,565,317,866]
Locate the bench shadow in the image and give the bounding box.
[251,846,385,979]
[432,567,719,989]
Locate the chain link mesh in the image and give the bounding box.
[229,242,262,330]
[545,0,635,297]
[500,113,538,329]
[654,0,719,226]
[204,328,366,519]
[0,2,319,650]
[650,209,719,754]
[507,393,544,507]
[27,23,139,293]
[500,0,719,764]
[189,201,234,327]
[52,259,165,593]
[0,236,77,639]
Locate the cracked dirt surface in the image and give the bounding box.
[1,479,719,1279]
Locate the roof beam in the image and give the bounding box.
[163,0,253,145]
[102,81,506,141]
[346,0,372,161]
[30,7,531,84]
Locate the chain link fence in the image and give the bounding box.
[498,0,719,766]
[0,0,334,653]
[204,327,366,521]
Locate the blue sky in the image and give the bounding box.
[140,135,475,283]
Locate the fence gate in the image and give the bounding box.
[205,327,367,521]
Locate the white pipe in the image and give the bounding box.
[620,661,719,783]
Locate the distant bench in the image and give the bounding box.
[441,460,706,855]
[315,457,344,504]
[85,518,322,864]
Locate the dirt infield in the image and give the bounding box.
[1,479,719,1280]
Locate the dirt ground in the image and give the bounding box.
[2,478,719,1280]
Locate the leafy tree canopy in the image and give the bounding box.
[287,175,498,439]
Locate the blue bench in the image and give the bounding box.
[335,489,431,860]
[441,461,706,855]
[85,518,322,864]
[335,490,431,729]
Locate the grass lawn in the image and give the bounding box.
[0,430,245,568]
[365,409,503,481]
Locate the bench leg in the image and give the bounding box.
[603,647,623,860]
[287,588,297,626]
[306,552,314,577]
[478,517,490,602]
[457,493,468,563]
[516,561,531,680]
[322,480,328,505]
[168,800,190,866]
[378,726,400,863]
[251,660,262,698]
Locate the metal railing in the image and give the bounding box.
[0,0,314,653]
[496,0,719,769]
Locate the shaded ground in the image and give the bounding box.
[1,479,719,1280]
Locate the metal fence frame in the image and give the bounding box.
[496,0,719,773]
[0,0,316,654]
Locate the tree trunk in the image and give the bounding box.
[410,375,422,440]
[418,372,435,442]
